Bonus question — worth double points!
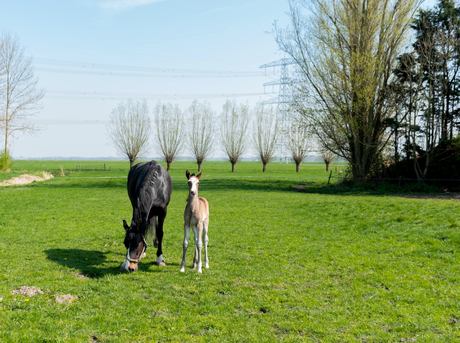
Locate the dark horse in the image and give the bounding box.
[120,160,172,272]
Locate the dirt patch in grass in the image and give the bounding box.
[75,272,90,280]
[90,335,101,343]
[1,172,54,186]
[11,286,44,296]
[56,294,78,304]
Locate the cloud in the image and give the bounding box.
[99,0,167,11]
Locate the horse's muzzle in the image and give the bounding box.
[120,259,138,272]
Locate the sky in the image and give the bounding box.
[1,0,438,159]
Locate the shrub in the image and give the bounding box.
[0,150,13,172]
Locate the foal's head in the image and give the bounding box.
[186,170,202,197]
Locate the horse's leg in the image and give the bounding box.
[180,224,190,272]
[150,216,158,248]
[141,218,154,258]
[203,217,209,269]
[155,209,166,266]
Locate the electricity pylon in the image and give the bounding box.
[260,58,295,162]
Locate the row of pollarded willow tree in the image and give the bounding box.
[106,98,312,172]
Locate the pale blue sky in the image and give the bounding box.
[1,0,438,158]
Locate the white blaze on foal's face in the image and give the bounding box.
[188,177,199,197]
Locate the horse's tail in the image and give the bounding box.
[148,217,158,247]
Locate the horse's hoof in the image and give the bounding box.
[157,261,166,266]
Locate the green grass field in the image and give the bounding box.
[0,160,459,342]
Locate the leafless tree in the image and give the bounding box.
[253,103,279,172]
[286,118,311,172]
[186,100,215,172]
[219,99,250,172]
[106,98,151,168]
[319,148,336,172]
[0,32,44,169]
[154,101,185,171]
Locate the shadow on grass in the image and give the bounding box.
[36,176,302,193]
[44,248,121,279]
[39,178,127,190]
[294,180,458,199]
[45,248,182,278]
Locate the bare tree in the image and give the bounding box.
[253,103,279,172]
[319,148,336,172]
[286,118,311,172]
[106,98,151,168]
[0,32,44,170]
[219,99,250,172]
[154,101,185,171]
[186,100,215,172]
[275,0,421,180]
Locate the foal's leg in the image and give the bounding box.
[194,224,204,273]
[203,218,209,269]
[192,226,198,270]
[180,224,191,272]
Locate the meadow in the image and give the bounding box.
[0,160,459,342]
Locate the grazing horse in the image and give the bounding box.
[180,170,209,273]
[120,160,172,272]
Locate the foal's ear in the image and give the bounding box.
[186,170,190,179]
[123,219,129,231]
[196,172,202,180]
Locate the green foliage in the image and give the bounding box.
[0,150,12,172]
[0,161,459,342]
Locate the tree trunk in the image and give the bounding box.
[231,162,236,173]
[167,161,171,171]
[4,119,8,156]
[325,162,330,172]
[129,159,134,169]
[263,162,267,172]
[295,161,300,173]
[197,161,202,172]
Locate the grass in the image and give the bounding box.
[0,160,459,342]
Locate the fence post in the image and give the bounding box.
[104,163,106,171]
[327,170,333,186]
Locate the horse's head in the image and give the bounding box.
[120,219,147,272]
[186,170,202,197]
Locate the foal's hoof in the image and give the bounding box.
[157,261,166,267]
[154,238,159,248]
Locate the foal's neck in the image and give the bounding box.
[187,193,200,210]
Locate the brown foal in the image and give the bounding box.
[180,170,209,273]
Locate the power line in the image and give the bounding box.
[34,58,267,78]
[45,90,275,100]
